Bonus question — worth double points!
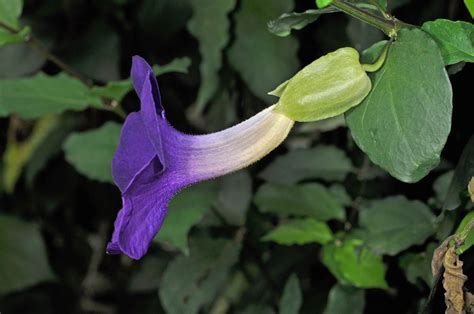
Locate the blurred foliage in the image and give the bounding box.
[0,0,473,313]
[279,274,302,314]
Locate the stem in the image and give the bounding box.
[0,21,92,86]
[27,36,93,86]
[0,20,18,33]
[81,222,109,296]
[331,0,398,37]
[362,40,391,72]
[103,99,128,119]
[365,0,391,18]
[111,106,127,119]
[209,272,248,314]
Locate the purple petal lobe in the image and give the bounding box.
[139,70,166,164]
[131,55,163,113]
[107,168,176,260]
[131,55,166,163]
[112,113,159,193]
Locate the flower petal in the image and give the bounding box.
[162,105,295,181]
[107,168,178,259]
[112,113,159,193]
[131,55,163,114]
[138,68,167,165]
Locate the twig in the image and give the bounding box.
[81,222,109,296]
[365,0,391,18]
[0,21,92,86]
[27,36,93,86]
[331,0,413,37]
[103,99,128,119]
[209,271,248,314]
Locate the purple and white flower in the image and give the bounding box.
[107,56,294,259]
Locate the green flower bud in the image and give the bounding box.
[272,47,372,122]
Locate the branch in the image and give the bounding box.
[0,21,93,86]
[331,0,412,38]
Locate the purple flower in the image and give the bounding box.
[106,56,294,259]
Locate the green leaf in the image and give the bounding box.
[63,122,121,183]
[152,57,191,76]
[321,239,388,289]
[262,218,333,245]
[316,0,333,9]
[399,243,436,287]
[215,170,252,226]
[454,211,474,254]
[0,0,23,28]
[435,210,459,242]
[254,183,345,221]
[0,73,102,118]
[379,0,388,10]
[432,170,455,207]
[465,0,474,18]
[0,215,54,294]
[0,27,23,47]
[279,274,302,314]
[259,145,353,184]
[422,19,474,65]
[359,196,436,255]
[25,113,81,186]
[0,42,46,79]
[2,115,57,192]
[154,181,219,254]
[159,237,241,314]
[128,256,169,292]
[329,184,352,207]
[187,0,236,112]
[91,79,132,103]
[268,9,329,37]
[346,29,452,183]
[214,271,249,309]
[229,0,299,103]
[444,136,474,210]
[323,284,365,314]
[239,305,275,314]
